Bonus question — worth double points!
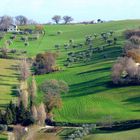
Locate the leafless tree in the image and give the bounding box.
[31,105,38,122]
[52,15,61,24]
[18,81,29,109]
[36,103,46,125]
[19,59,31,81]
[63,16,73,24]
[0,15,13,30]
[13,125,26,140]
[15,15,28,25]
[112,62,124,84]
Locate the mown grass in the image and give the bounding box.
[83,128,140,140]
[0,133,7,140]
[0,20,140,123]
[34,20,140,123]
[0,59,18,108]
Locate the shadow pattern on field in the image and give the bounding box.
[77,67,111,75]
[123,97,140,105]
[64,76,111,98]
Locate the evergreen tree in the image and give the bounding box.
[16,101,26,124]
[5,108,13,125]
[8,101,16,124]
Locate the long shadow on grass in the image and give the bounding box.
[123,97,140,105]
[77,67,111,75]
[64,76,110,98]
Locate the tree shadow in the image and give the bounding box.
[77,67,111,75]
[64,76,110,98]
[123,97,140,105]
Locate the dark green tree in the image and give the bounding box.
[5,108,13,125]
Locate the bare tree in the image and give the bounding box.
[0,15,13,30]
[15,15,28,25]
[13,125,26,140]
[19,81,29,109]
[30,76,37,99]
[36,103,46,125]
[31,105,38,122]
[40,79,68,114]
[112,62,124,84]
[19,59,31,81]
[63,16,73,24]
[125,57,138,78]
[52,15,61,24]
[1,44,9,58]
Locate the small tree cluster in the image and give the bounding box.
[52,15,73,24]
[39,79,69,120]
[112,57,140,84]
[33,52,58,75]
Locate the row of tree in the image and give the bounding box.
[0,15,36,30]
[52,15,73,24]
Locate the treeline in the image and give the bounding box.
[0,15,36,30]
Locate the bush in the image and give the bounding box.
[24,42,29,46]
[129,35,140,45]
[0,125,8,131]
[21,36,28,42]
[124,29,140,39]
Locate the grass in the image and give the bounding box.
[0,59,18,108]
[0,20,140,123]
[34,20,140,123]
[83,128,140,140]
[0,133,7,140]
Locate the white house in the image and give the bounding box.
[7,24,19,32]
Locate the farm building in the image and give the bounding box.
[7,24,20,32]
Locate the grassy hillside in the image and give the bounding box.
[0,59,18,107]
[84,128,140,140]
[0,20,140,123]
[35,20,140,123]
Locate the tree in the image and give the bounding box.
[0,15,13,30]
[8,101,17,124]
[39,79,69,114]
[29,76,37,107]
[18,81,29,109]
[63,16,73,24]
[31,105,38,122]
[107,39,113,46]
[52,15,61,24]
[1,45,9,58]
[33,52,58,75]
[4,107,13,125]
[19,59,31,81]
[36,103,46,125]
[16,101,26,124]
[15,15,28,25]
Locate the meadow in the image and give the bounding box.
[84,128,140,140]
[0,20,140,124]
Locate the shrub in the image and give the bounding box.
[124,29,140,39]
[24,42,29,46]
[129,35,140,45]
[0,125,8,131]
[33,52,58,75]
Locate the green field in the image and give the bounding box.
[0,20,140,124]
[0,59,18,107]
[84,128,140,140]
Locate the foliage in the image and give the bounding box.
[33,52,58,75]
